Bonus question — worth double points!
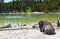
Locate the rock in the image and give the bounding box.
[32,24,39,28]
[0,24,11,29]
[21,24,26,26]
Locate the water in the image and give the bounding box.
[0,14,60,26]
[0,14,38,26]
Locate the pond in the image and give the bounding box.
[0,14,60,26]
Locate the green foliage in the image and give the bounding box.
[25,7,32,12]
[0,0,60,13]
[32,3,41,12]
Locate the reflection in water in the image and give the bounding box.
[5,16,27,18]
[2,15,33,26]
[4,22,10,26]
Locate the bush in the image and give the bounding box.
[25,7,32,12]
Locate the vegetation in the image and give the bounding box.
[0,0,59,13]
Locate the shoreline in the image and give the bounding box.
[1,12,60,14]
[0,22,57,31]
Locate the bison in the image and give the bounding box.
[57,20,60,27]
[39,21,55,35]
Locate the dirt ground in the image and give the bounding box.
[0,28,60,39]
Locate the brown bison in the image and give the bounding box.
[39,21,55,35]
